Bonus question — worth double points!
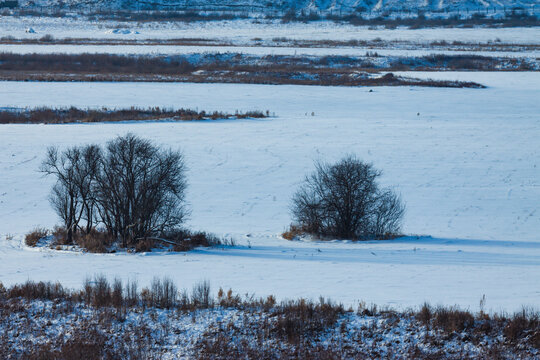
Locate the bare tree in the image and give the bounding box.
[41,145,102,243]
[42,135,188,248]
[41,147,82,244]
[73,144,102,235]
[370,189,405,237]
[95,134,188,247]
[291,155,405,240]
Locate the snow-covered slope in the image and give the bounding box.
[13,0,539,14]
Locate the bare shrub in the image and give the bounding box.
[504,307,540,347]
[92,275,111,307]
[125,279,139,307]
[290,155,405,240]
[7,280,66,300]
[52,225,68,245]
[432,306,475,333]
[82,277,93,304]
[274,298,344,344]
[39,34,54,42]
[417,302,432,326]
[371,189,406,237]
[111,278,123,309]
[166,229,230,251]
[192,280,211,308]
[56,327,108,360]
[24,227,48,247]
[217,288,242,308]
[134,238,154,253]
[76,228,113,253]
[150,277,177,309]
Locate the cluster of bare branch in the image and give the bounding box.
[41,134,188,247]
[291,155,405,240]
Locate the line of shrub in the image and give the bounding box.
[3,277,537,342]
[1,52,531,74]
[0,106,268,124]
[1,278,538,358]
[26,225,235,253]
[328,12,540,28]
[0,35,226,45]
[2,8,538,28]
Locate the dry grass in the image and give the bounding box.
[134,238,155,253]
[7,280,67,301]
[502,308,540,348]
[274,298,345,344]
[36,225,235,253]
[433,306,475,333]
[281,224,306,240]
[164,229,236,252]
[0,52,196,73]
[1,277,539,359]
[51,226,114,252]
[24,227,48,247]
[76,228,114,253]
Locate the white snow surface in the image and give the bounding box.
[0,72,539,312]
[2,43,538,58]
[1,17,539,44]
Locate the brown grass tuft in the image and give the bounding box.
[24,227,49,247]
[282,224,305,240]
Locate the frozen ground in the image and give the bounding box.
[0,72,539,311]
[1,17,539,44]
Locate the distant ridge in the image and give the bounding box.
[12,0,540,15]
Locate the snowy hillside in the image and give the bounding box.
[12,0,540,14]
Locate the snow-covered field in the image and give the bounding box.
[1,17,539,44]
[2,43,538,58]
[1,71,539,312]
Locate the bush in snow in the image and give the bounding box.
[289,155,405,240]
[24,227,49,247]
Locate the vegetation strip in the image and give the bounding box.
[0,53,495,87]
[1,278,538,359]
[0,36,230,46]
[2,9,538,28]
[0,106,268,124]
